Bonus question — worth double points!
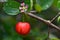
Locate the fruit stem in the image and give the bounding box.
[22,13,25,22]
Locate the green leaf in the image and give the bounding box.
[3,1,20,15]
[3,37,12,40]
[56,0,60,10]
[24,0,33,12]
[35,0,53,10]
[1,15,17,35]
[3,36,23,40]
[53,0,60,10]
[13,36,23,40]
[53,0,58,6]
[34,4,42,12]
[35,32,48,40]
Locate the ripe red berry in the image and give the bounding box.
[16,22,30,35]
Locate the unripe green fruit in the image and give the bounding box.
[57,16,60,24]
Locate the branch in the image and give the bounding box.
[26,13,60,31]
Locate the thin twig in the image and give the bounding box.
[48,12,60,40]
[26,13,60,31]
[51,12,60,22]
[30,11,36,13]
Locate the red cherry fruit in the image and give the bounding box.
[16,22,30,35]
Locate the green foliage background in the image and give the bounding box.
[0,0,60,40]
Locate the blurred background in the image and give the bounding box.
[0,0,60,40]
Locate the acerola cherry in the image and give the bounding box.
[16,22,30,35]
